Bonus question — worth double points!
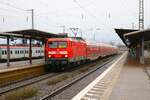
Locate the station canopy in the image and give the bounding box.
[0,29,58,40]
[115,29,138,47]
[115,28,150,48]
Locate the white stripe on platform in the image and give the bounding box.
[71,52,127,100]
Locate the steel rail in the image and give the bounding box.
[41,58,114,100]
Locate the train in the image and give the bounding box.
[0,45,44,62]
[45,37,118,70]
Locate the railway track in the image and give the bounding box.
[41,56,116,100]
[0,73,60,94]
[0,57,106,95]
[0,55,119,99]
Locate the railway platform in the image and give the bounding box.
[72,51,128,100]
[110,58,150,100]
[0,59,45,71]
[72,51,150,100]
[0,58,45,86]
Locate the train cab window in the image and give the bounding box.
[49,42,57,48]
[58,42,67,48]
[49,41,67,48]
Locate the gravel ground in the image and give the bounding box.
[0,55,119,100]
[52,57,117,100]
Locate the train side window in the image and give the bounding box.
[15,50,17,54]
[5,50,7,54]
[70,42,72,47]
[10,50,12,54]
[2,50,4,55]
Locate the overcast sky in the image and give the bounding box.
[0,0,150,45]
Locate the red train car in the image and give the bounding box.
[46,37,87,70]
[45,37,118,70]
[86,41,100,60]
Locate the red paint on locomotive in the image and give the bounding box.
[45,37,118,70]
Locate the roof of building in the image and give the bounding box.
[0,29,58,40]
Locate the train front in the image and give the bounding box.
[46,38,71,70]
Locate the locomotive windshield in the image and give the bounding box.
[49,41,67,48]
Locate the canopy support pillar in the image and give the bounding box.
[29,38,32,64]
[140,37,145,64]
[7,36,10,67]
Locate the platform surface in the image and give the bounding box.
[72,52,128,100]
[0,59,45,70]
[110,59,150,100]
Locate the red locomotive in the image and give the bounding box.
[45,37,118,70]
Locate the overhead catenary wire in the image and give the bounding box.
[73,0,97,19]
[0,1,31,20]
[0,1,26,11]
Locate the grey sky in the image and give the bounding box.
[0,0,150,45]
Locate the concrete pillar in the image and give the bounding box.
[29,38,32,64]
[7,36,10,67]
[44,39,47,62]
[140,37,145,64]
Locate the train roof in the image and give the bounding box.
[85,40,117,48]
[48,37,86,42]
[47,37,117,48]
[0,45,42,48]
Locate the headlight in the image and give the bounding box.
[48,55,51,58]
[64,54,68,58]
